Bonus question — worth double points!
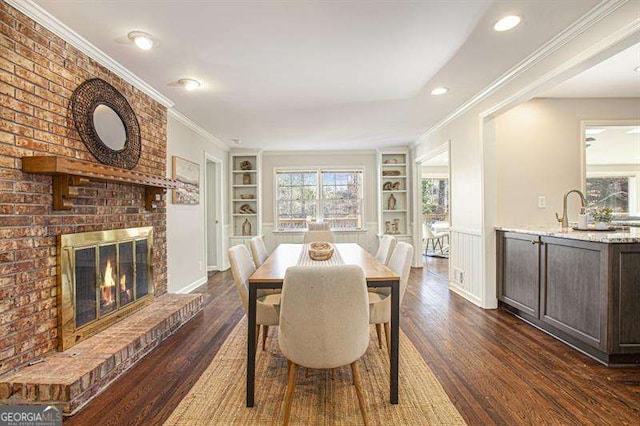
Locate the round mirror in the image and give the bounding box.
[92,104,127,151]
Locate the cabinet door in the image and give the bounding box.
[497,232,540,317]
[540,237,607,351]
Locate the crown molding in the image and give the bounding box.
[5,0,175,108]
[168,109,230,152]
[480,18,640,119]
[414,0,629,146]
[262,149,377,156]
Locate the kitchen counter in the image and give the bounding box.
[495,225,640,243]
[496,228,640,365]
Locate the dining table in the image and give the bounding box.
[246,243,401,406]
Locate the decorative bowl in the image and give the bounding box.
[240,194,255,199]
[308,242,334,261]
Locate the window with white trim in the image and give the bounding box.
[276,169,364,230]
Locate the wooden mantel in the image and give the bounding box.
[22,156,179,211]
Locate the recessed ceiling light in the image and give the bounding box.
[127,31,156,50]
[178,78,201,91]
[431,87,448,96]
[626,127,640,134]
[585,128,607,135]
[494,15,521,32]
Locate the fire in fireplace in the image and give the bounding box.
[59,227,153,351]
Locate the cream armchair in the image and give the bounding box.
[375,235,396,265]
[278,265,369,425]
[228,244,280,350]
[249,236,269,267]
[303,229,335,243]
[369,242,413,355]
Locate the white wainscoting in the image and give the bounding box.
[259,222,380,255]
[448,228,483,306]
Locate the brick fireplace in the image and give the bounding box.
[0,2,168,376]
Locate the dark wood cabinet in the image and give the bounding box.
[497,230,640,365]
[497,232,540,317]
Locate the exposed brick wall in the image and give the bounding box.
[0,2,168,375]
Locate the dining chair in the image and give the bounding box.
[307,221,330,231]
[228,244,280,351]
[302,229,335,243]
[374,235,397,265]
[369,242,413,356]
[249,236,269,267]
[278,265,369,426]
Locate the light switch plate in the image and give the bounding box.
[537,196,546,208]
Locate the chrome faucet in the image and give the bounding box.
[555,189,586,229]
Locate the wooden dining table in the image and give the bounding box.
[246,243,401,407]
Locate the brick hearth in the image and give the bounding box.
[0,293,203,415]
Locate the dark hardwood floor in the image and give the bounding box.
[66,259,640,425]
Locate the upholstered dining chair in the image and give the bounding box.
[228,244,280,351]
[375,235,397,265]
[302,229,335,243]
[307,221,330,231]
[278,265,369,426]
[369,242,413,356]
[249,236,269,267]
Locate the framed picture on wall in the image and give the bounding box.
[172,156,200,205]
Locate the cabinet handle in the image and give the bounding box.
[531,240,541,245]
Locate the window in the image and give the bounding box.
[422,178,449,223]
[586,176,632,215]
[276,169,363,230]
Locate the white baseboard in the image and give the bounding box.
[449,281,483,307]
[175,276,208,294]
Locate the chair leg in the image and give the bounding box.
[262,325,269,351]
[350,360,368,426]
[283,361,298,426]
[375,324,383,349]
[383,322,391,358]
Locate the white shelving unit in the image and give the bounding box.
[377,150,412,242]
[230,151,261,241]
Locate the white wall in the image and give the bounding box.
[166,116,229,293]
[495,98,640,226]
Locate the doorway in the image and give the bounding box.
[205,154,224,271]
[419,146,450,262]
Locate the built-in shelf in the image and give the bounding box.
[230,152,261,238]
[378,151,411,238]
[21,155,178,211]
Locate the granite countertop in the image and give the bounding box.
[495,225,640,243]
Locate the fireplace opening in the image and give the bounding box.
[59,227,153,351]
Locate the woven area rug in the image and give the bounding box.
[165,318,465,425]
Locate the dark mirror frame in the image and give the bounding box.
[71,78,141,169]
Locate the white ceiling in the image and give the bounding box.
[586,125,640,166]
[540,43,640,98]
[35,0,599,150]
